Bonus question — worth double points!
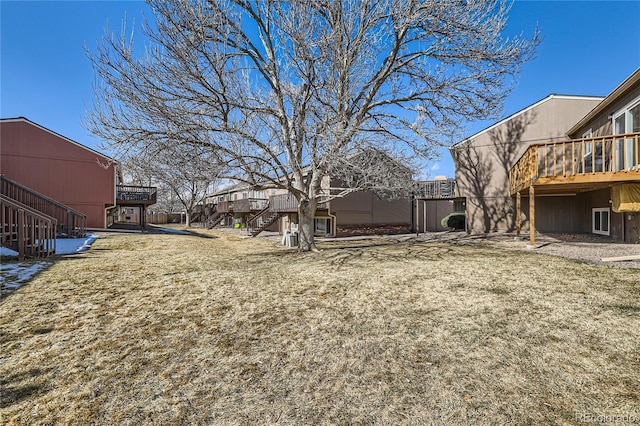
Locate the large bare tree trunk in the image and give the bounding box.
[185,210,191,227]
[298,199,318,252]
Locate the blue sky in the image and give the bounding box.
[2,1,639,179]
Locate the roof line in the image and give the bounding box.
[451,94,605,148]
[0,116,117,163]
[567,67,640,136]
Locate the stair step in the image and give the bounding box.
[249,213,280,237]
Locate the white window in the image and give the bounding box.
[583,129,593,155]
[592,208,610,236]
[612,97,640,171]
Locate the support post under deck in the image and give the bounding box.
[529,184,535,246]
[516,191,521,238]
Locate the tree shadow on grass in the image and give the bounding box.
[0,368,48,409]
[181,229,219,239]
[146,225,219,239]
[248,238,460,270]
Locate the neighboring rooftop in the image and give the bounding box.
[0,117,116,163]
[451,94,605,148]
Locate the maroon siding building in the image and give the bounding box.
[1,117,117,229]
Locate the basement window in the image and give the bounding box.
[592,208,610,236]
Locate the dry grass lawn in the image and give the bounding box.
[1,229,638,425]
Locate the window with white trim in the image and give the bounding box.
[592,207,610,236]
[612,96,640,171]
[583,129,593,155]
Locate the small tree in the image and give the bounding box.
[87,0,538,251]
[122,145,219,227]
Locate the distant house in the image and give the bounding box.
[422,68,640,243]
[205,183,412,238]
[414,176,461,232]
[1,117,157,257]
[202,152,414,238]
[1,117,118,229]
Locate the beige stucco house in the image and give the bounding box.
[433,68,640,243]
[449,94,604,234]
[511,68,640,243]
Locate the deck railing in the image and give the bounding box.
[269,194,328,212]
[418,179,456,199]
[510,132,640,194]
[1,175,86,237]
[1,194,56,260]
[233,198,269,213]
[215,200,232,214]
[116,185,157,205]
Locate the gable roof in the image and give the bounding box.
[451,94,605,148]
[566,67,640,136]
[0,116,116,163]
[209,148,411,197]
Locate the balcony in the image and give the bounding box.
[417,178,456,199]
[510,132,640,195]
[233,198,268,213]
[116,185,157,206]
[269,194,328,213]
[215,200,232,214]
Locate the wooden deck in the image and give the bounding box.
[1,194,57,260]
[510,132,640,196]
[417,178,456,199]
[116,185,157,206]
[233,198,268,213]
[509,132,640,244]
[269,194,328,213]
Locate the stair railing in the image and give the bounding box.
[1,194,56,260]
[246,203,272,236]
[249,212,280,237]
[1,175,86,237]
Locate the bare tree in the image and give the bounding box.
[122,145,219,227]
[86,0,538,251]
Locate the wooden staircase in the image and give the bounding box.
[247,204,281,237]
[1,175,86,238]
[205,212,227,229]
[1,194,57,260]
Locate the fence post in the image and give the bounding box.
[17,208,25,261]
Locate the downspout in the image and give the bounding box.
[104,163,119,229]
[328,201,337,237]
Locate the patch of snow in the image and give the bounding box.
[1,262,51,291]
[1,233,99,294]
[54,233,99,255]
[1,247,19,257]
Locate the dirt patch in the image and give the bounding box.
[412,231,640,269]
